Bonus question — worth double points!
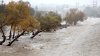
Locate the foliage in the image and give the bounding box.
[65,8,87,25]
[5,1,40,32]
[0,0,62,46]
[36,11,61,32]
[0,4,7,45]
[0,1,40,46]
[0,4,6,27]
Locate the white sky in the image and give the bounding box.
[3,0,100,6]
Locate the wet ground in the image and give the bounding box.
[0,17,100,56]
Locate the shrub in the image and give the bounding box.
[65,8,87,25]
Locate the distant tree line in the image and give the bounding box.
[84,7,100,17]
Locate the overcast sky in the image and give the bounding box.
[3,0,100,6]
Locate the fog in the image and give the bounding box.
[4,0,100,6]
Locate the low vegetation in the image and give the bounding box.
[35,11,61,32]
[65,8,87,25]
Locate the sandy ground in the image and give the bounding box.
[0,17,100,56]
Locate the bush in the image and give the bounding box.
[65,8,87,25]
[36,11,61,32]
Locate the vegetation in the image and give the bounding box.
[65,8,87,25]
[36,11,62,32]
[0,1,40,46]
[84,7,100,17]
[0,4,7,45]
[0,0,61,46]
[0,1,87,46]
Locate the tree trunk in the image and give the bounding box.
[74,21,77,25]
[7,31,25,46]
[12,27,15,39]
[8,28,12,40]
[30,31,41,39]
[0,28,6,45]
[18,30,19,35]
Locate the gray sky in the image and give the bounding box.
[3,0,100,6]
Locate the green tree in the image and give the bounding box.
[36,11,61,32]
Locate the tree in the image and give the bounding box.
[0,4,7,45]
[0,1,40,46]
[36,11,61,32]
[65,8,87,25]
[7,1,41,46]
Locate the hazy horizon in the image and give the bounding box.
[3,0,100,7]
